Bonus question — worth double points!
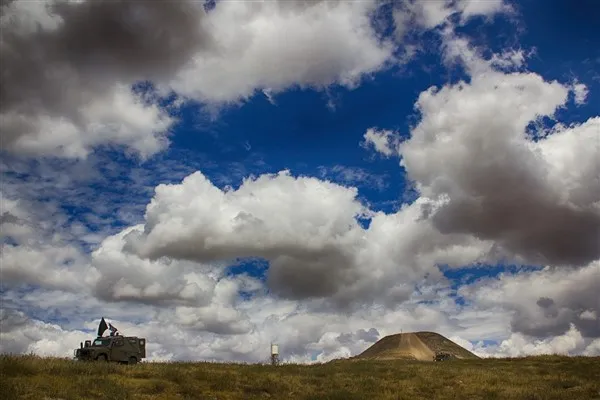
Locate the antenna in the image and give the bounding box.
[270,343,279,366]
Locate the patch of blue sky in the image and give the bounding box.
[26,306,73,327]
[440,263,543,291]
[237,291,256,302]
[1,145,220,251]
[504,1,599,125]
[517,0,599,70]
[226,258,269,280]
[168,65,428,204]
[310,351,320,361]
[481,339,499,347]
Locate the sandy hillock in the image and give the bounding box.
[354,331,479,361]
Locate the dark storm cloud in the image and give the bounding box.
[0,308,29,333]
[536,297,554,309]
[432,192,600,268]
[337,328,380,345]
[0,0,212,149]
[0,0,15,14]
[0,211,20,225]
[511,270,600,338]
[267,251,361,301]
[50,0,212,80]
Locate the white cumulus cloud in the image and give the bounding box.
[0,0,397,159]
[394,34,600,267]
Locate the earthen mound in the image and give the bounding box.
[355,331,479,361]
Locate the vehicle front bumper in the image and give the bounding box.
[74,349,95,360]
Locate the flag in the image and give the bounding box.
[97,317,108,337]
[108,322,119,336]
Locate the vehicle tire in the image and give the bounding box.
[97,354,108,362]
[128,356,137,365]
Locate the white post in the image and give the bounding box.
[270,343,279,366]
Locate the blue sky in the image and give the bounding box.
[1,0,599,362]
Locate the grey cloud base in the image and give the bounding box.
[0,0,210,157]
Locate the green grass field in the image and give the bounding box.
[2,354,599,400]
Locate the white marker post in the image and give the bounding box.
[271,343,279,366]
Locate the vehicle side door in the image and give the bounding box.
[111,338,126,361]
[126,337,141,359]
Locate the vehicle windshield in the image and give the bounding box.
[92,338,111,347]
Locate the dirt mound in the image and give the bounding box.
[355,331,479,362]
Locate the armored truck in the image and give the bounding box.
[74,335,146,364]
[434,352,453,361]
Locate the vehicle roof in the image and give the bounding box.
[95,336,145,340]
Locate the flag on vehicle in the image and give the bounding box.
[97,317,108,337]
[109,322,119,336]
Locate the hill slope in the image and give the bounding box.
[355,331,479,361]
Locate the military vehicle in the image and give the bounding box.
[74,317,146,364]
[433,352,453,361]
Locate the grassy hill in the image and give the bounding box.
[355,331,479,361]
[2,354,600,400]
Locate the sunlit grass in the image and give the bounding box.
[1,354,599,399]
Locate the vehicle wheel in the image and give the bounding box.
[97,354,108,362]
[128,356,137,365]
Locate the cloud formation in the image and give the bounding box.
[126,171,365,260]
[120,170,493,308]
[362,128,401,158]
[0,0,515,159]
[91,226,218,306]
[0,190,95,291]
[170,0,395,103]
[367,35,600,268]
[0,0,200,157]
[460,261,600,339]
[0,309,89,357]
[0,0,396,158]
[121,170,371,302]
[4,278,597,363]
[1,0,598,365]
[404,76,599,267]
[392,0,511,39]
[475,324,599,358]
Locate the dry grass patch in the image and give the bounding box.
[1,354,599,400]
